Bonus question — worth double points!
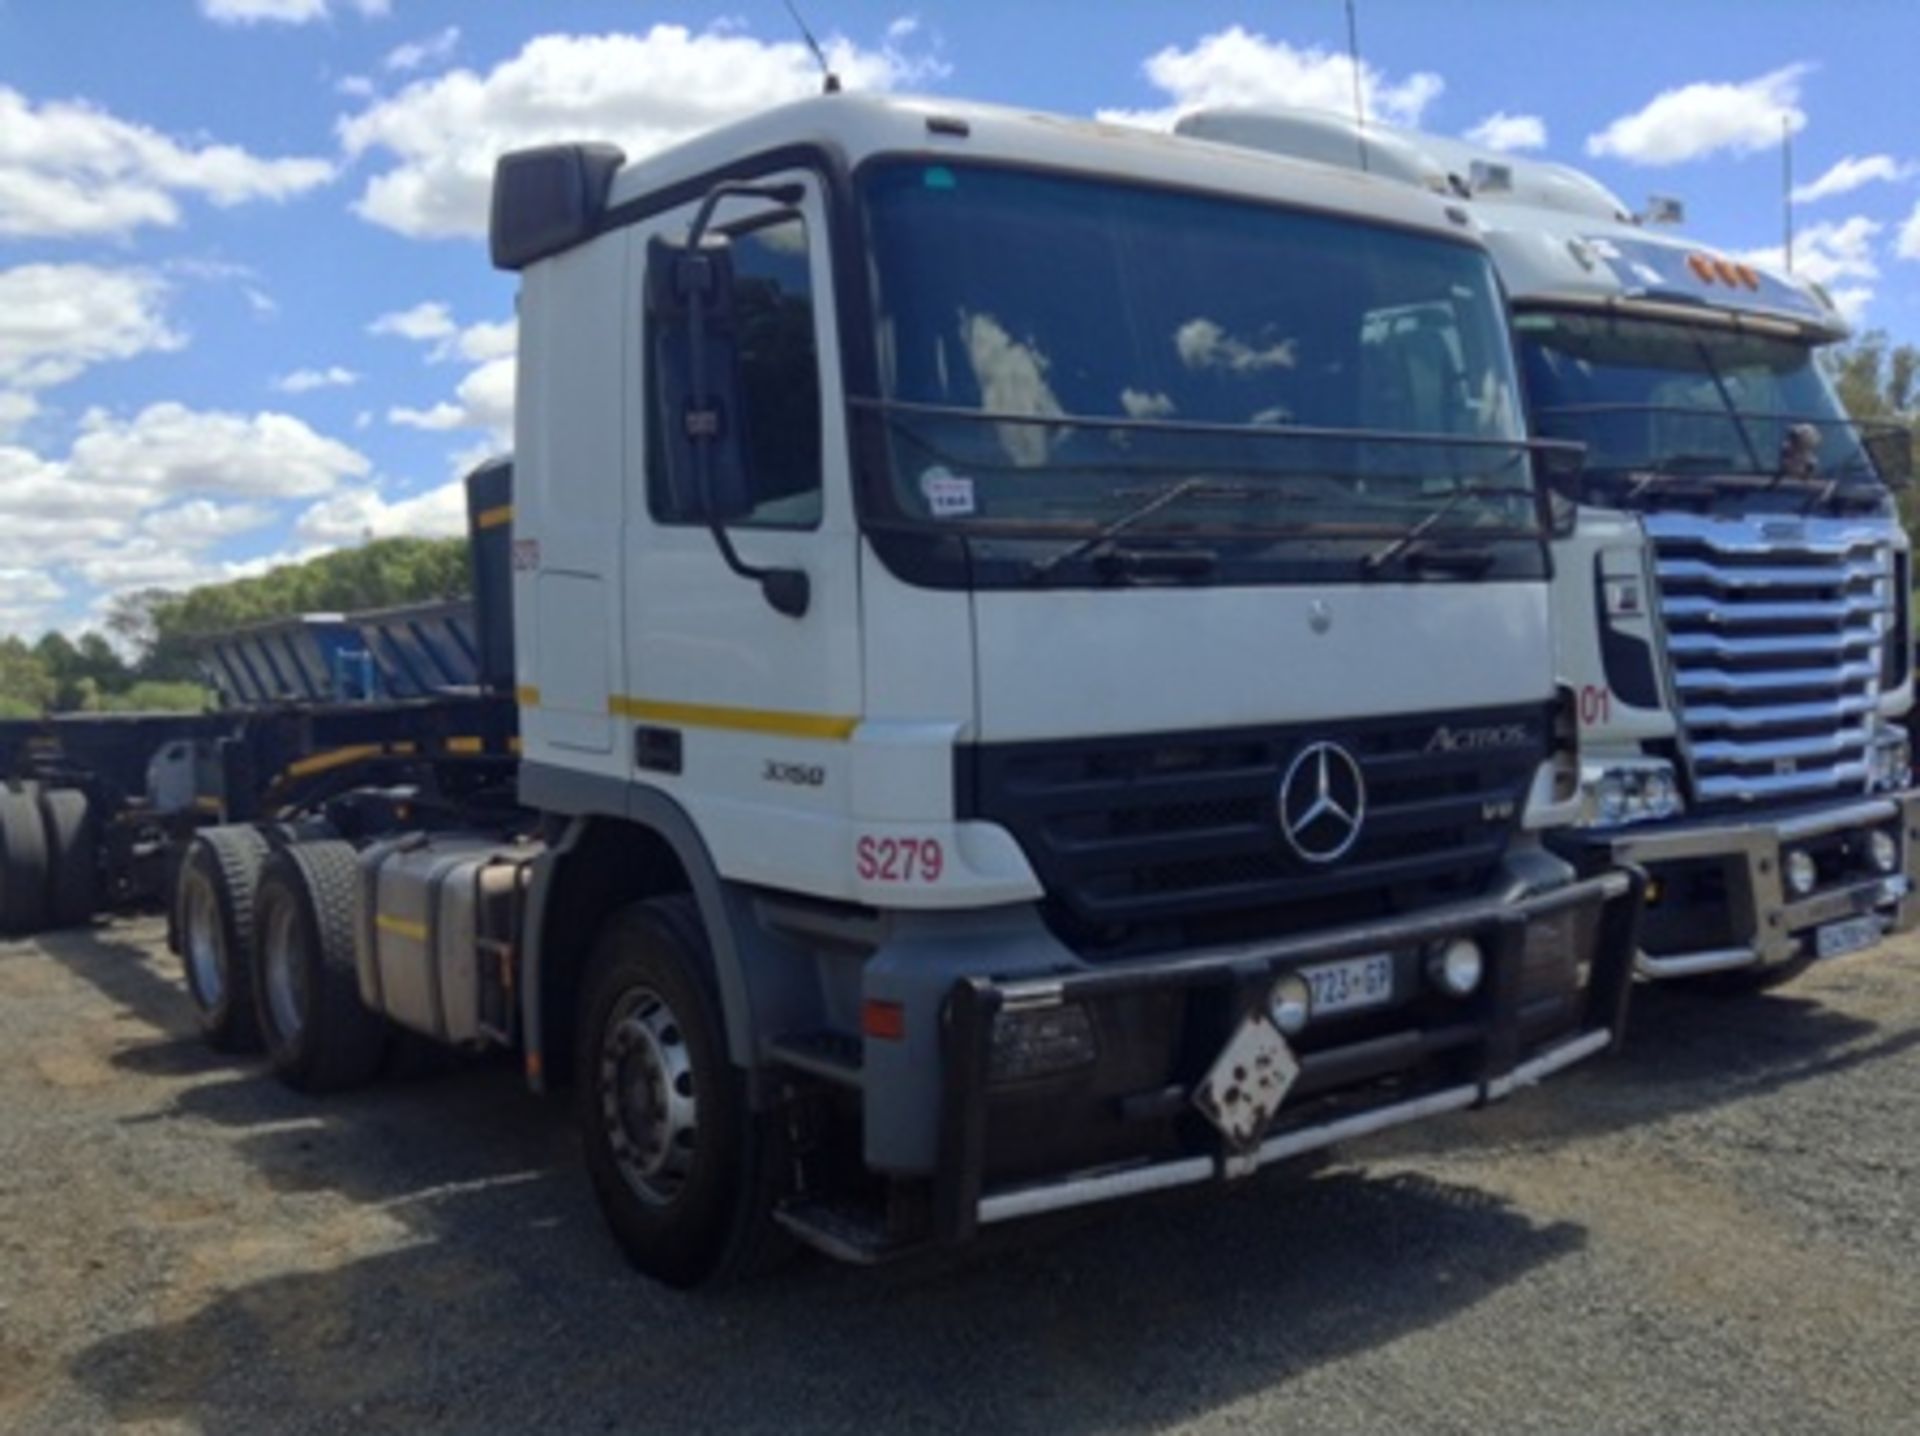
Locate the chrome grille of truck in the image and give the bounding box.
[1645,513,1891,805]
[956,705,1544,953]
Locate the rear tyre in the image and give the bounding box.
[0,785,50,937]
[1676,953,1816,996]
[38,788,99,930]
[252,841,387,1093]
[178,827,270,1052]
[576,896,789,1288]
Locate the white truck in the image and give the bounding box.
[1182,108,1918,993]
[171,93,1638,1287]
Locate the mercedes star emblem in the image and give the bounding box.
[1278,741,1366,864]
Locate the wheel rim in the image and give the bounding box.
[262,899,308,1042]
[183,878,224,1007]
[599,985,699,1207]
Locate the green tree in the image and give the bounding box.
[0,637,55,716]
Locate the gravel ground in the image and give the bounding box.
[2,915,1917,1435]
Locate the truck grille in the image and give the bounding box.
[956,706,1544,954]
[1645,513,1892,806]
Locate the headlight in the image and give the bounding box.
[1580,759,1684,828]
[1868,728,1911,793]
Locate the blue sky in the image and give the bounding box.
[2,0,1918,637]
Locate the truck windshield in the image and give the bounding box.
[856,161,1538,549]
[1516,310,1893,496]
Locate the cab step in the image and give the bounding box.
[766,1030,863,1087]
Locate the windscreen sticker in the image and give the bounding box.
[920,466,977,518]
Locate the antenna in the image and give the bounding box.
[1782,112,1794,273]
[783,0,841,94]
[1344,0,1369,172]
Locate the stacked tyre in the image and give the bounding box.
[0,784,99,937]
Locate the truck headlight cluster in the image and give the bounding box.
[1868,729,1912,793]
[1582,760,1683,828]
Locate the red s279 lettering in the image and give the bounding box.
[856,836,945,884]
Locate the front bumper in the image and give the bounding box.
[1557,792,1920,979]
[923,868,1640,1244]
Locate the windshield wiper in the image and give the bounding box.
[1359,483,1534,577]
[1026,477,1221,580]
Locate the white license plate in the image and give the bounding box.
[1815,915,1881,961]
[1301,953,1395,1016]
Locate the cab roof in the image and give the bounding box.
[1175,106,1848,341]
[491,90,1495,273]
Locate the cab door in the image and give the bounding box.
[620,168,864,895]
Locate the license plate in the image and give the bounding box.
[1815,914,1881,961]
[1301,953,1395,1016]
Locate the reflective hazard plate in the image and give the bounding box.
[1815,914,1881,961]
[1193,1015,1300,1148]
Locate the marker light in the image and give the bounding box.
[1428,937,1485,998]
[1869,830,1900,875]
[1269,973,1311,1035]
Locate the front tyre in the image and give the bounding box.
[575,897,787,1288]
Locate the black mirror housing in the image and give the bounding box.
[647,234,754,524]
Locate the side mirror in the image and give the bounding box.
[1863,424,1914,489]
[647,178,810,618]
[647,233,753,523]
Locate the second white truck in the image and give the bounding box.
[1183,107,1918,993]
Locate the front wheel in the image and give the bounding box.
[575,897,788,1288]
[178,828,270,1051]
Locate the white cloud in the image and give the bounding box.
[386,26,460,72]
[371,302,516,363]
[139,499,274,546]
[0,402,371,627]
[296,479,469,544]
[0,392,38,439]
[65,402,370,502]
[0,86,333,239]
[1826,286,1873,326]
[1586,64,1808,166]
[1791,154,1915,205]
[273,365,360,393]
[337,23,945,238]
[369,300,456,342]
[201,0,386,24]
[1465,112,1546,154]
[1097,26,1442,132]
[0,264,182,390]
[389,401,466,431]
[1896,200,1920,261]
[1176,317,1295,373]
[336,74,377,99]
[1735,215,1882,288]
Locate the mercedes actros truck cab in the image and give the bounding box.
[175,94,1638,1287]
[1182,107,1918,993]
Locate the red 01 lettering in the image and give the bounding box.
[1578,684,1612,727]
[856,835,945,884]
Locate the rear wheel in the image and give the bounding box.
[178,828,270,1051]
[38,788,99,931]
[252,841,386,1093]
[0,785,50,937]
[576,897,788,1288]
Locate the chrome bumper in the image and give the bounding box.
[1592,792,1920,979]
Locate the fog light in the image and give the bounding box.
[1869,829,1900,875]
[1595,773,1629,825]
[988,1002,1097,1084]
[1428,937,1485,997]
[1784,849,1818,898]
[1269,973,1311,1035]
